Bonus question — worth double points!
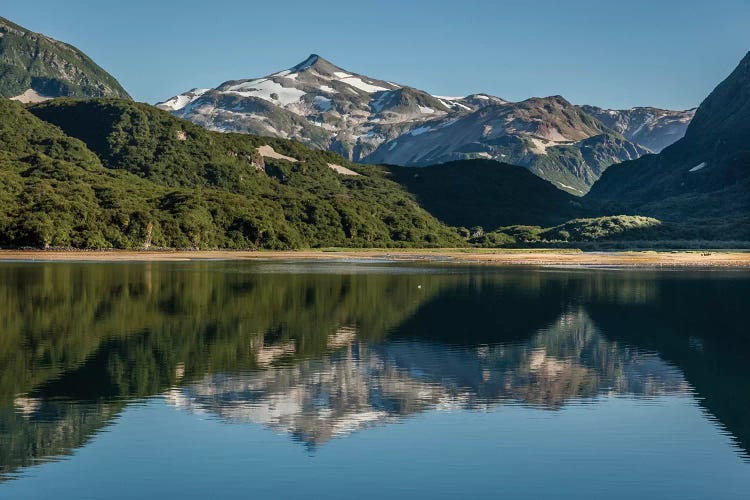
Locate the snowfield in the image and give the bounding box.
[225,79,306,106]
[338,76,390,93]
[156,54,692,194]
[157,88,211,111]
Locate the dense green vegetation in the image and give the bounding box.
[539,215,662,241]
[587,52,750,240]
[0,17,130,99]
[0,98,462,249]
[471,215,665,246]
[1,15,747,248]
[386,159,586,229]
[1,95,743,249]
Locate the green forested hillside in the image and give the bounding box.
[470,215,668,247]
[0,17,130,99]
[586,52,750,240]
[2,81,747,250]
[386,159,586,230]
[0,98,461,249]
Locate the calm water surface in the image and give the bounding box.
[0,261,748,499]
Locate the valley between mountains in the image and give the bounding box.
[157,54,694,195]
[0,15,747,249]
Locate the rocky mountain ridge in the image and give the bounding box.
[159,54,689,194]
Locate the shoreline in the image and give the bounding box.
[0,249,749,268]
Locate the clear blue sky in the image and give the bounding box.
[4,0,749,109]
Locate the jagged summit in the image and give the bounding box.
[276,54,370,81]
[290,54,321,71]
[157,54,692,194]
[288,54,342,75]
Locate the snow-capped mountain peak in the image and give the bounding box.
[157,55,692,194]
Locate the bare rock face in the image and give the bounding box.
[581,105,695,153]
[159,55,687,194]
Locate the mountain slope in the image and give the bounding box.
[581,105,695,153]
[368,96,649,194]
[587,52,750,238]
[158,55,654,194]
[0,97,462,249]
[386,159,586,230]
[0,16,130,101]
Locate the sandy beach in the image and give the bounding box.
[0,249,749,268]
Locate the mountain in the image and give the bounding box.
[587,52,750,239]
[0,97,462,249]
[157,55,660,194]
[157,54,474,156]
[370,97,649,195]
[581,105,695,153]
[0,16,130,102]
[385,159,585,230]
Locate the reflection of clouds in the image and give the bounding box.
[165,309,691,446]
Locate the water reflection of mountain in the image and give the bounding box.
[165,310,690,448]
[0,263,748,477]
[0,400,122,480]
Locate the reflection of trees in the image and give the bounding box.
[0,400,122,478]
[0,265,748,476]
[584,274,750,456]
[0,262,448,401]
[0,262,451,478]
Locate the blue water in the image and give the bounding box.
[0,262,748,498]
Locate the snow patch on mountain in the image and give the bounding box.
[314,95,333,111]
[338,76,389,93]
[370,92,390,112]
[582,105,695,153]
[629,113,653,137]
[157,88,211,111]
[225,79,306,105]
[158,54,685,194]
